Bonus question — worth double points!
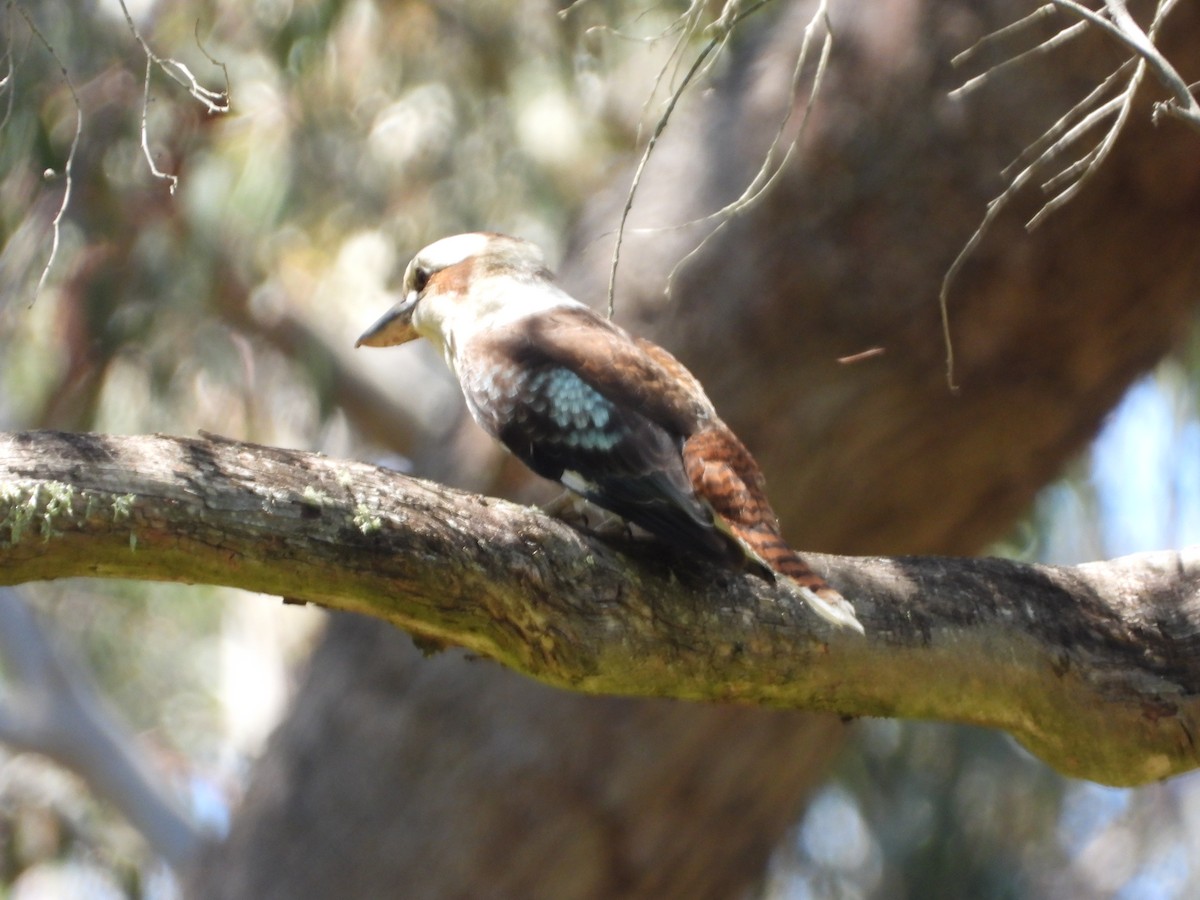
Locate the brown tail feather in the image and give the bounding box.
[684,423,862,632]
[738,529,838,595]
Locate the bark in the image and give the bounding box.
[2,431,1199,786]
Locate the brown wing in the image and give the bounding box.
[520,307,714,437]
[517,308,831,589]
[464,315,742,565]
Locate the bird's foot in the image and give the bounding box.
[584,509,633,540]
[541,490,590,524]
[541,493,633,540]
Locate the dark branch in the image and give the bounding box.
[2,430,1198,786]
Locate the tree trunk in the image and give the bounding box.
[188,2,1200,897]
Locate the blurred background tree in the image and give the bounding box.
[1,0,1199,897]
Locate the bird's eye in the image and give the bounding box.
[412,266,430,293]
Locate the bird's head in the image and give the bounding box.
[356,232,575,365]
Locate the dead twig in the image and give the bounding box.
[11,3,81,307]
[116,0,230,194]
[939,0,1196,391]
[605,0,776,319]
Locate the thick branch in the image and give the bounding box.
[2,430,1197,786]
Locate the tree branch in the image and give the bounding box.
[1055,0,1200,133]
[1,430,1198,786]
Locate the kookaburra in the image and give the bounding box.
[357,232,862,633]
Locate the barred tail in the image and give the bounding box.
[683,423,864,633]
[735,527,864,634]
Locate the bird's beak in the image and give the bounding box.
[355,294,419,348]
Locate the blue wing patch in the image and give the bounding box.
[471,361,740,565]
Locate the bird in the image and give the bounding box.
[356,232,862,633]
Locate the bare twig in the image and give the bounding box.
[950,18,1088,100]
[951,3,1061,67]
[662,2,833,299]
[557,0,600,19]
[1045,1,1198,129]
[139,56,177,193]
[193,18,231,101]
[1000,60,1134,180]
[1103,0,1200,131]
[7,4,230,301]
[116,0,229,112]
[0,4,16,133]
[937,88,1133,389]
[628,3,712,156]
[116,0,230,193]
[1028,84,1140,226]
[939,0,1197,390]
[606,0,775,318]
[597,2,833,308]
[11,4,81,308]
